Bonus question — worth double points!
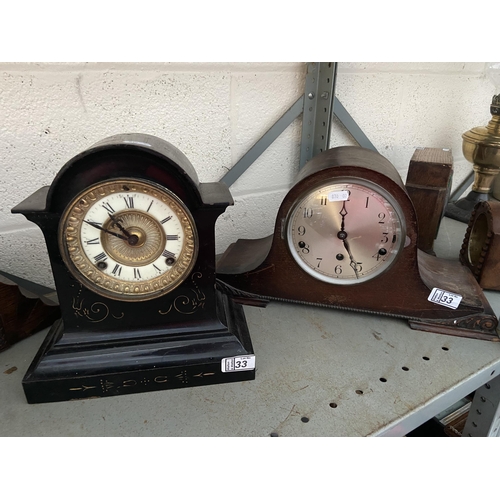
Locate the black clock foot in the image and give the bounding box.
[445,191,490,223]
[22,291,255,404]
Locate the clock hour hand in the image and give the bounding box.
[339,201,348,232]
[83,220,128,241]
[108,213,132,238]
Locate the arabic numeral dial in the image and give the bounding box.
[286,179,405,285]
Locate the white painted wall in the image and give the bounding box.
[0,62,496,288]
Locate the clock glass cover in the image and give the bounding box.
[59,178,198,301]
[286,178,405,284]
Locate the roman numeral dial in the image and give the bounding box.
[59,179,198,301]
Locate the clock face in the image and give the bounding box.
[59,179,198,301]
[286,178,405,284]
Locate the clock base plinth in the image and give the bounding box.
[408,317,500,342]
[217,236,500,342]
[22,292,255,404]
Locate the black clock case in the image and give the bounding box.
[12,134,254,403]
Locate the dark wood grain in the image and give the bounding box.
[405,147,453,254]
[217,146,498,341]
[0,273,60,353]
[460,200,500,290]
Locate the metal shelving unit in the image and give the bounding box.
[220,62,377,187]
[2,64,499,436]
[1,217,500,436]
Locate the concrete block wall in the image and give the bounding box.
[0,62,496,288]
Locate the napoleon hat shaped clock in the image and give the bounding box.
[217,146,498,341]
[12,134,255,403]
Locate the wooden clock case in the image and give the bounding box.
[405,147,453,255]
[460,200,500,291]
[217,146,498,341]
[12,134,254,403]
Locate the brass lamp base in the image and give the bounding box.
[446,94,500,223]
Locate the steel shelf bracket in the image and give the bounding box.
[299,62,337,168]
[333,98,378,153]
[220,97,305,187]
[463,374,500,436]
[220,62,377,187]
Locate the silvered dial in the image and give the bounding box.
[59,179,197,301]
[286,178,405,284]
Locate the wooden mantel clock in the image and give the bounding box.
[12,133,255,404]
[217,146,499,341]
[460,200,500,291]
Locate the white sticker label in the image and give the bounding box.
[221,355,255,373]
[328,190,349,202]
[428,288,462,309]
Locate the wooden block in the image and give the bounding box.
[0,273,60,353]
[405,147,453,254]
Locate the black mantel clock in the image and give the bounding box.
[12,133,255,404]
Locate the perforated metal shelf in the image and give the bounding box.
[1,218,499,436]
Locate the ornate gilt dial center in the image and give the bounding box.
[103,210,167,266]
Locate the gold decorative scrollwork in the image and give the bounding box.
[100,379,114,393]
[175,370,189,384]
[69,385,96,391]
[158,272,206,315]
[431,313,499,333]
[72,285,124,322]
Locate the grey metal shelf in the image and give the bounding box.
[1,217,500,436]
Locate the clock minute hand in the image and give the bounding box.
[343,238,360,279]
[83,220,128,240]
[337,201,359,278]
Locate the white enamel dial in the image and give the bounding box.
[59,179,198,301]
[286,178,405,284]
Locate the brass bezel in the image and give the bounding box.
[58,178,198,302]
